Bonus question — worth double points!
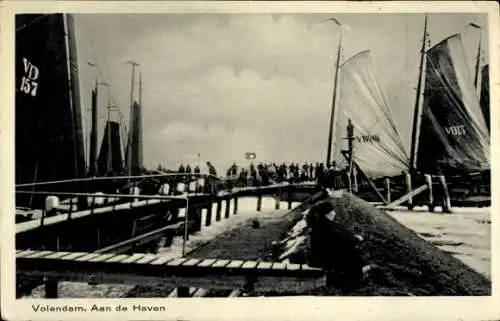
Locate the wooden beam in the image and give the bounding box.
[385,178,391,203]
[215,199,222,222]
[228,289,242,297]
[205,201,212,226]
[424,174,433,210]
[224,198,231,219]
[405,173,413,209]
[44,280,58,298]
[233,195,238,215]
[17,253,325,293]
[439,175,452,213]
[192,288,210,297]
[341,151,386,204]
[94,222,184,254]
[380,184,429,210]
[177,286,190,297]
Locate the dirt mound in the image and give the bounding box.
[297,192,491,296]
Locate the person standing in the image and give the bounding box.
[332,161,343,190]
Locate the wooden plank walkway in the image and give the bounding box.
[16,250,325,293]
[16,199,169,233]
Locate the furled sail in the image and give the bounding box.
[97,121,124,176]
[88,87,99,176]
[479,64,490,132]
[415,34,490,175]
[125,101,143,174]
[15,14,86,186]
[333,50,410,178]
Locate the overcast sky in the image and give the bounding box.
[73,13,488,172]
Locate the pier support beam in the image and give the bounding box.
[205,201,213,227]
[405,173,413,210]
[224,198,231,219]
[215,199,222,222]
[424,174,434,211]
[177,287,190,297]
[190,207,202,233]
[256,192,262,212]
[233,195,238,215]
[45,280,58,298]
[385,178,391,204]
[439,175,452,213]
[287,188,293,210]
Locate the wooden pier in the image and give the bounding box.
[16,250,325,298]
[15,180,322,298]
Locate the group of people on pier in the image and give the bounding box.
[173,161,346,190]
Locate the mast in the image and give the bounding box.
[473,26,482,89]
[64,13,86,180]
[326,21,343,165]
[409,14,428,172]
[138,72,143,168]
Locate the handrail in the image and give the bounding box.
[15,190,202,200]
[15,172,223,188]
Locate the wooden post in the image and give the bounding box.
[233,194,238,215]
[190,206,201,232]
[275,187,281,209]
[90,195,96,214]
[287,187,292,210]
[177,287,190,297]
[424,174,434,211]
[385,178,391,203]
[224,198,231,219]
[40,210,46,226]
[171,208,179,222]
[439,175,452,213]
[131,219,137,237]
[256,191,262,212]
[405,173,413,210]
[244,276,256,296]
[353,167,358,192]
[96,227,100,249]
[69,197,74,218]
[215,199,222,222]
[45,280,58,298]
[205,199,213,226]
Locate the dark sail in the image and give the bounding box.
[97,121,124,176]
[125,101,143,174]
[15,14,86,188]
[88,87,99,176]
[415,34,489,175]
[479,64,490,132]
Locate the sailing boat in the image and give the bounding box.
[412,34,490,176]
[15,14,86,208]
[328,15,490,205]
[97,118,125,177]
